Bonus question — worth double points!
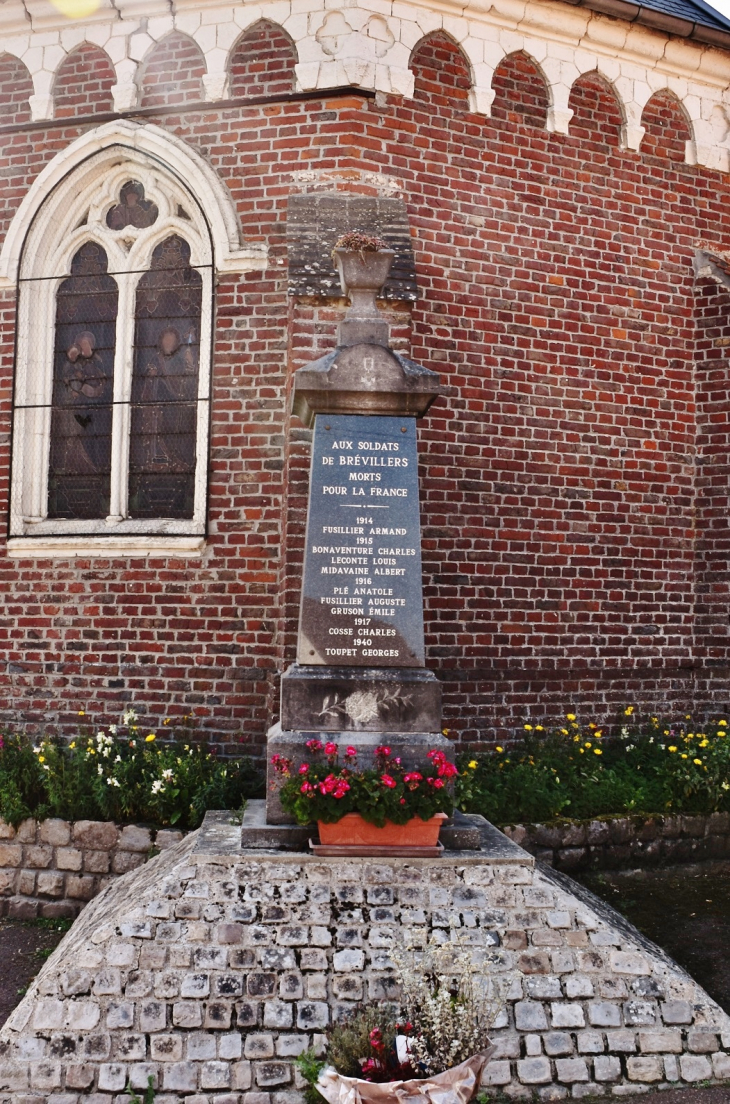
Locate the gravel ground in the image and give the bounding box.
[0,918,70,1026]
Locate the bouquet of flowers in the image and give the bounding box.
[272,742,457,827]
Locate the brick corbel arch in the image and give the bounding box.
[0,118,267,290]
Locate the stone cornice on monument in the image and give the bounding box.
[0,0,729,169]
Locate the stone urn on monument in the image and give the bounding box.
[253,231,467,852]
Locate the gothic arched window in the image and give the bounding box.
[10,155,213,554]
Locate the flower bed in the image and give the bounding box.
[456,708,730,826]
[0,709,261,830]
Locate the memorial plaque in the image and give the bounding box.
[297,413,424,667]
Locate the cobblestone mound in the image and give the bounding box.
[1,813,729,1103]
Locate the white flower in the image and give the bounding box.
[97,764,103,776]
[107,777,121,788]
[123,709,137,726]
[151,780,165,795]
[32,746,40,755]
[109,724,117,735]
[161,769,174,782]
[115,755,121,763]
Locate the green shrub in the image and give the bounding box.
[455,709,730,825]
[0,710,262,829]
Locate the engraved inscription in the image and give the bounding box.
[297,414,425,667]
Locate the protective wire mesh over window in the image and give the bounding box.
[11,160,213,543]
[49,242,117,519]
[130,236,202,519]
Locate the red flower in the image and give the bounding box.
[437,761,459,778]
[298,763,309,774]
[375,745,392,757]
[381,773,397,788]
[399,797,406,804]
[306,738,323,752]
[333,781,351,799]
[271,754,292,775]
[403,772,422,784]
[324,742,338,756]
[427,776,445,789]
[300,781,313,793]
[346,746,357,757]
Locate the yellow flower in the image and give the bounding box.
[681,754,688,759]
[579,748,585,754]
[573,736,580,743]
[442,729,449,736]
[589,723,596,730]
[69,742,76,749]
[693,758,702,765]
[594,748,602,755]
[585,742,592,748]
[668,746,677,752]
[146,734,156,743]
[561,728,568,735]
[88,748,95,755]
[720,720,728,728]
[524,724,533,731]
[468,760,478,770]
[496,746,504,753]
[700,739,709,748]
[78,710,85,716]
[38,756,45,763]
[536,725,544,732]
[595,730,602,738]
[686,714,691,720]
[566,714,576,721]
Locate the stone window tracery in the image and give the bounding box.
[10,153,214,552]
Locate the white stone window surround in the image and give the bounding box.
[4,121,267,559]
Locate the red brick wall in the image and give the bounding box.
[138,32,206,109]
[696,267,730,680]
[0,55,33,127]
[229,20,297,99]
[53,43,115,118]
[1,31,730,751]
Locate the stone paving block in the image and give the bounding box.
[588,1002,620,1027]
[544,1033,574,1057]
[515,1002,548,1031]
[554,1058,589,1083]
[39,820,71,847]
[638,1030,682,1053]
[576,1031,603,1054]
[517,1057,551,1084]
[162,1061,198,1091]
[661,1000,693,1025]
[679,1054,713,1081]
[54,843,82,869]
[626,1057,663,1082]
[483,1060,511,1086]
[687,1030,718,1053]
[551,1003,585,1029]
[593,1056,621,1082]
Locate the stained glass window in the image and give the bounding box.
[106,180,159,230]
[129,235,202,519]
[48,242,117,519]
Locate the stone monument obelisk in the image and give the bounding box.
[266,244,453,825]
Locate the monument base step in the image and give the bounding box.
[241,800,491,854]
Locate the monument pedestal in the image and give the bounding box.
[265,244,451,832]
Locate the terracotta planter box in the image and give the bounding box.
[318,812,447,848]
